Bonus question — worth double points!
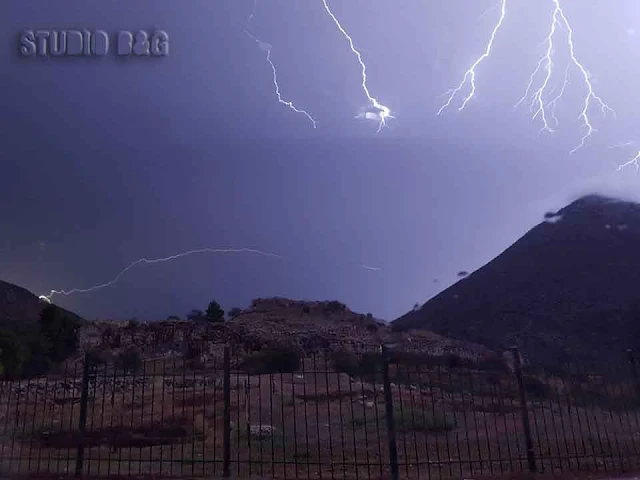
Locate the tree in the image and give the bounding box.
[227,307,242,319]
[205,300,225,323]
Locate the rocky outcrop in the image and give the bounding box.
[78,297,494,363]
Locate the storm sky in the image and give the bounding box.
[1,0,640,321]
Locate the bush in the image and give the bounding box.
[186,310,205,322]
[0,330,29,379]
[395,406,457,433]
[324,301,346,314]
[183,343,205,370]
[206,300,225,323]
[115,348,142,373]
[38,305,80,363]
[85,348,110,368]
[166,315,181,321]
[227,307,242,319]
[523,375,553,399]
[0,306,80,380]
[365,322,378,333]
[388,351,440,367]
[242,346,302,375]
[124,318,140,329]
[332,351,385,380]
[476,355,508,372]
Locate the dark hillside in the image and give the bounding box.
[394,195,640,364]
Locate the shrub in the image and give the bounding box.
[366,323,378,333]
[0,330,29,379]
[227,307,242,319]
[115,348,142,373]
[476,355,508,372]
[395,405,457,433]
[331,351,359,375]
[0,306,80,380]
[242,346,302,375]
[183,343,205,370]
[388,351,440,367]
[38,305,80,363]
[324,301,346,314]
[85,348,110,368]
[332,351,385,380]
[166,315,181,321]
[206,300,225,323]
[125,318,140,329]
[186,310,205,322]
[523,375,552,399]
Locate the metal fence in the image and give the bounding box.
[1,346,640,479]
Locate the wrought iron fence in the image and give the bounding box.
[1,346,640,479]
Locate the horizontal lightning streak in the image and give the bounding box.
[39,247,283,303]
[361,264,383,272]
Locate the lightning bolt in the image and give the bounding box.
[321,0,392,132]
[39,247,283,303]
[617,151,640,172]
[440,0,613,153]
[245,4,317,127]
[515,0,614,152]
[437,0,507,115]
[610,141,640,172]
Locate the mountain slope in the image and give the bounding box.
[0,279,83,329]
[393,194,640,364]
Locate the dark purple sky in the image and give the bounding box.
[1,1,639,321]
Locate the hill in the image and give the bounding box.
[80,297,494,363]
[393,194,640,365]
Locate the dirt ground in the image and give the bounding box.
[3,358,640,479]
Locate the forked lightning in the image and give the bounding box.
[439,0,613,153]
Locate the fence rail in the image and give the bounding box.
[1,346,640,479]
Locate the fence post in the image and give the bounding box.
[510,346,537,473]
[75,353,92,478]
[627,350,640,398]
[223,346,231,478]
[245,378,251,439]
[381,345,399,480]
